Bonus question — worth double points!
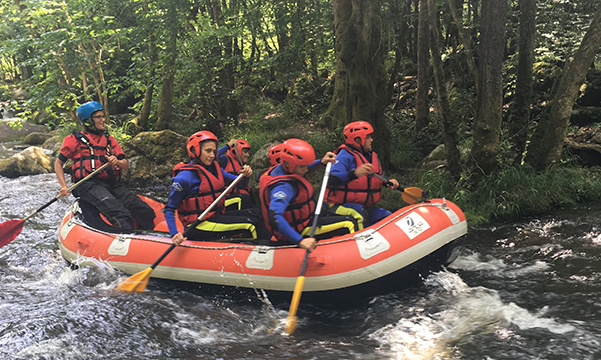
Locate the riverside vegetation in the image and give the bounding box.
[2,0,601,225]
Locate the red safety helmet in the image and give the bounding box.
[280,138,315,172]
[187,130,218,158]
[268,143,284,165]
[228,139,251,157]
[343,121,374,147]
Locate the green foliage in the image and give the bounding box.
[54,122,80,141]
[0,0,600,229]
[419,165,601,225]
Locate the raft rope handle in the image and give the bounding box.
[68,201,453,251]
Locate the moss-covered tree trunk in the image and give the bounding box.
[508,0,536,164]
[525,10,601,170]
[325,0,389,166]
[471,0,507,174]
[428,0,461,177]
[415,0,430,130]
[155,1,177,131]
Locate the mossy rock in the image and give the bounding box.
[0,121,49,141]
[120,130,188,185]
[0,146,53,178]
[23,132,53,145]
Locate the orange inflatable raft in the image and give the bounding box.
[58,196,467,297]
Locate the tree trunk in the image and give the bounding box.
[415,0,430,130]
[325,0,390,166]
[448,0,479,92]
[137,37,158,131]
[525,10,601,170]
[386,0,409,103]
[471,0,507,174]
[399,0,411,58]
[95,46,109,122]
[209,0,239,125]
[427,0,461,177]
[155,1,178,131]
[274,1,290,52]
[411,0,419,62]
[508,0,536,165]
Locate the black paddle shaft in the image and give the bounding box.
[148,207,212,270]
[23,163,111,222]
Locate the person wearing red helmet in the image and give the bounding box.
[259,139,358,251]
[217,138,255,210]
[54,101,156,232]
[268,143,284,166]
[325,121,400,229]
[166,131,269,245]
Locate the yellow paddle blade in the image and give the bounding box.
[401,187,424,204]
[116,267,153,292]
[285,275,306,335]
[285,315,298,335]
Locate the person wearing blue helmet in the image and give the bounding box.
[54,101,156,232]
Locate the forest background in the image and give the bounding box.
[2,0,601,224]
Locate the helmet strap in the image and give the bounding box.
[349,139,365,154]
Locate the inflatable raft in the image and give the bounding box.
[58,196,467,298]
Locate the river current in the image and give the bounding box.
[1,170,601,359]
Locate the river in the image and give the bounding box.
[1,166,601,358]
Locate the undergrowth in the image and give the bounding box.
[418,165,601,225]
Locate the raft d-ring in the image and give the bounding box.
[246,246,275,270]
[60,219,77,241]
[107,234,132,256]
[441,198,448,209]
[355,230,390,260]
[254,250,269,263]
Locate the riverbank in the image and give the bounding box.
[416,165,601,225]
[3,119,601,227]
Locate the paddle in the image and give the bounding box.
[371,172,425,204]
[0,163,110,248]
[285,162,332,335]
[115,172,246,292]
[232,146,245,168]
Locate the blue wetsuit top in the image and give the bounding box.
[164,161,240,237]
[327,147,391,225]
[267,160,322,243]
[328,147,374,187]
[217,144,229,165]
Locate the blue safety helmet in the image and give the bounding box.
[76,101,104,127]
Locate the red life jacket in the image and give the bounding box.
[259,166,316,241]
[325,145,384,207]
[221,153,251,196]
[70,131,121,182]
[172,162,226,227]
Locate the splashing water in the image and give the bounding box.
[2,174,601,359]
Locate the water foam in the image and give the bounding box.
[369,271,576,359]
